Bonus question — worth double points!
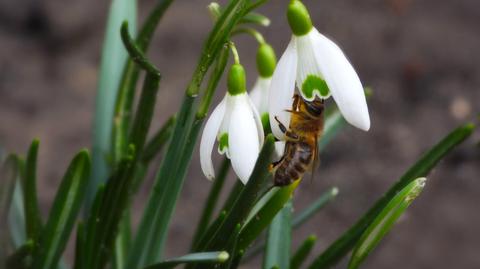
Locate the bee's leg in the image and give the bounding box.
[292,94,301,111]
[274,116,299,141]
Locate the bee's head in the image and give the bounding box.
[302,97,325,117]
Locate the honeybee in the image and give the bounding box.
[271,94,324,186]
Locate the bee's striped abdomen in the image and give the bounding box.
[273,141,313,186]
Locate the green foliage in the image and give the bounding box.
[290,235,316,269]
[308,123,475,269]
[348,177,427,269]
[262,201,292,269]
[145,252,230,269]
[32,150,91,269]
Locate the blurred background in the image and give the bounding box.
[0,0,479,268]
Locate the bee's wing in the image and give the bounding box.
[309,135,320,184]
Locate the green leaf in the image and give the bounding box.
[290,235,316,269]
[141,116,177,164]
[191,158,230,248]
[1,155,19,265]
[32,150,91,269]
[238,181,300,251]
[307,123,475,269]
[9,179,26,248]
[73,222,85,269]
[145,252,230,269]
[263,201,292,269]
[89,0,137,212]
[292,187,338,228]
[348,177,426,269]
[24,139,42,244]
[241,186,334,262]
[221,180,245,213]
[83,22,162,269]
[197,135,276,253]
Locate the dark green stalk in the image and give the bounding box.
[290,235,316,269]
[83,24,162,268]
[24,139,42,246]
[292,187,338,228]
[308,123,475,268]
[32,150,91,269]
[191,158,230,248]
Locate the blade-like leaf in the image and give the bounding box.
[197,135,276,253]
[32,150,91,269]
[241,186,334,261]
[308,123,475,269]
[1,155,20,266]
[24,139,42,243]
[141,116,177,165]
[238,181,300,251]
[83,22,162,269]
[348,177,427,269]
[262,201,292,269]
[290,235,316,269]
[292,187,338,228]
[89,0,137,211]
[145,252,229,269]
[191,158,230,248]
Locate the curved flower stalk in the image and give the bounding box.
[200,64,264,184]
[269,0,370,140]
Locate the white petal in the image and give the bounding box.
[247,94,265,147]
[268,37,298,140]
[199,98,226,180]
[296,31,331,100]
[229,94,261,184]
[311,28,370,131]
[272,141,286,163]
[249,77,271,115]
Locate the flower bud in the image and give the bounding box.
[256,43,277,78]
[228,64,246,95]
[287,0,313,36]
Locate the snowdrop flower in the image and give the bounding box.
[249,43,277,131]
[200,64,264,184]
[269,0,370,140]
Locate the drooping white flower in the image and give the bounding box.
[200,64,264,184]
[269,0,370,140]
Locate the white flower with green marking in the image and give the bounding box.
[200,64,264,184]
[269,0,370,140]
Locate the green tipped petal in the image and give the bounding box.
[228,64,247,95]
[287,0,313,36]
